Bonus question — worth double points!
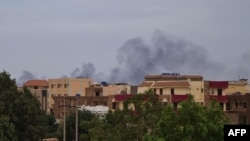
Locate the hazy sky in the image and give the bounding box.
[1,0,250,85]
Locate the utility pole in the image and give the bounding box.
[76,96,78,141]
[75,94,80,141]
[63,96,66,141]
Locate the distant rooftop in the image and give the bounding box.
[145,73,203,81]
[24,80,49,87]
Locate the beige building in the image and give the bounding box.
[86,82,137,96]
[138,73,205,108]
[205,79,249,111]
[84,82,138,110]
[138,74,204,99]
[227,79,248,95]
[24,80,49,112]
[48,77,92,113]
[49,78,137,116]
[225,93,250,125]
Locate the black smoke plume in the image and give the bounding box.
[108,30,224,85]
[17,70,38,86]
[70,62,104,82]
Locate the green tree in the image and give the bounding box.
[88,90,166,141]
[146,95,228,141]
[0,115,17,141]
[58,109,96,141]
[0,71,58,140]
[123,90,165,141]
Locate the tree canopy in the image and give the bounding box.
[144,95,228,141]
[0,71,58,140]
[64,91,228,141]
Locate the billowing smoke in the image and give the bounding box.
[17,70,38,86]
[18,31,248,86]
[232,52,250,79]
[70,62,105,82]
[108,30,224,85]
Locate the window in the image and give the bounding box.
[211,89,214,94]
[217,89,222,96]
[64,84,68,88]
[51,84,55,88]
[96,92,100,96]
[219,103,224,110]
[160,89,163,95]
[171,88,174,95]
[243,102,247,108]
[226,103,231,111]
[112,102,117,109]
[58,84,62,88]
[173,102,178,110]
[42,90,47,97]
[64,94,68,96]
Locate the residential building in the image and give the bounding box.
[204,81,229,111]
[48,77,92,114]
[227,79,248,95]
[205,79,249,111]
[52,95,113,120]
[138,73,205,109]
[111,94,169,110]
[23,80,49,112]
[225,94,250,125]
[86,82,137,96]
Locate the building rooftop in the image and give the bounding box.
[24,80,49,87]
[144,74,203,81]
[138,81,153,87]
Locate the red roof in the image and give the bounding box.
[210,95,228,103]
[115,94,134,101]
[171,94,189,102]
[24,80,49,87]
[209,81,228,88]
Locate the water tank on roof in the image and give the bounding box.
[101,81,108,86]
[161,73,171,75]
[172,73,180,76]
[93,82,99,85]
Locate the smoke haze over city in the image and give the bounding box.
[1,0,250,86]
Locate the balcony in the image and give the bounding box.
[171,94,189,102]
[210,95,228,103]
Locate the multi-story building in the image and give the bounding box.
[48,77,92,113]
[52,95,113,120]
[225,94,250,125]
[227,79,248,95]
[205,79,249,111]
[85,82,137,96]
[137,73,204,109]
[51,80,138,120]
[23,80,49,112]
[204,81,229,111]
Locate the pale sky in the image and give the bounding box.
[1,0,250,85]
